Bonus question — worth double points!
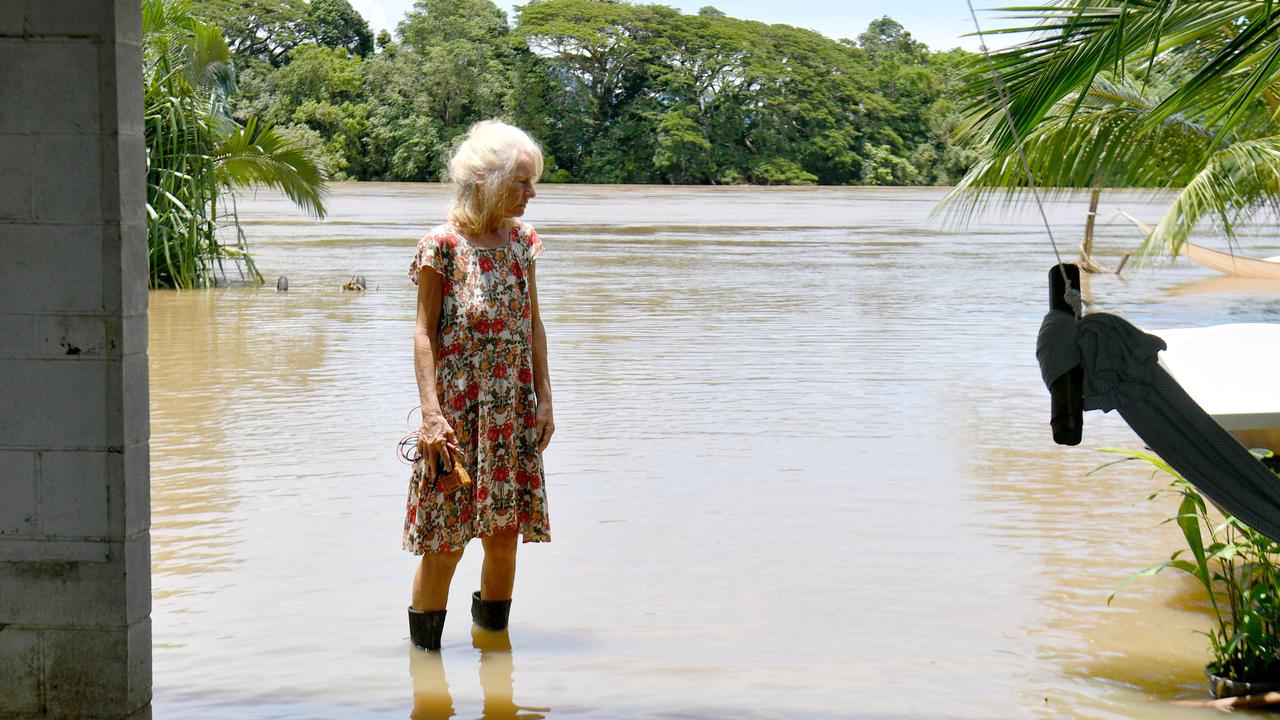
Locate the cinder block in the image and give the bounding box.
[38,314,114,359]
[32,134,102,223]
[0,538,108,562]
[101,221,148,313]
[0,626,42,713]
[123,441,149,537]
[26,0,113,38]
[0,313,37,358]
[121,222,149,316]
[127,616,152,710]
[108,131,147,221]
[20,40,99,134]
[109,38,144,134]
[0,224,105,312]
[0,450,38,536]
[0,555,126,626]
[0,133,31,220]
[113,0,142,45]
[119,352,149,446]
[0,2,24,36]
[124,532,150,624]
[0,40,26,132]
[40,450,111,538]
[0,357,109,447]
[43,626,131,717]
[118,311,147,357]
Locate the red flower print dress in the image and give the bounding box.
[403,221,551,554]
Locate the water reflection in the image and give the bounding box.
[1167,275,1280,298]
[408,629,549,720]
[408,650,454,719]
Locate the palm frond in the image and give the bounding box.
[965,2,1277,153]
[1142,135,1280,258]
[213,119,329,218]
[937,77,1209,224]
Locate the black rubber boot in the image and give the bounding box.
[408,607,447,651]
[471,591,511,631]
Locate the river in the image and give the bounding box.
[149,183,1280,719]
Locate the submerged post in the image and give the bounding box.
[0,1,151,717]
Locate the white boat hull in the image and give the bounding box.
[1154,324,1280,445]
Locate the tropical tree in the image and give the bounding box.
[191,0,312,66]
[144,0,326,288]
[195,0,977,187]
[192,0,372,63]
[948,1,1280,260]
[309,0,374,57]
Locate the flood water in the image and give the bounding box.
[149,184,1280,719]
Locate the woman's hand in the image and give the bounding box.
[535,400,555,452]
[418,413,458,493]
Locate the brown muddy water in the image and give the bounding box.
[149,184,1280,719]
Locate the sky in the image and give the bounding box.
[347,0,1012,53]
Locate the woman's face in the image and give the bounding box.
[501,151,538,219]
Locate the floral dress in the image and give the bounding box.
[402,220,551,554]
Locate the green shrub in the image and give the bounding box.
[1103,448,1280,682]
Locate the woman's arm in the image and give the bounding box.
[528,261,555,451]
[414,267,456,484]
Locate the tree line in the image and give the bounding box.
[195,0,979,186]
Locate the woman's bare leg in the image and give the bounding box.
[412,549,464,611]
[480,530,519,600]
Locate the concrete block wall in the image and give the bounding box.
[0,1,150,717]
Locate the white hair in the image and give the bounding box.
[445,119,545,234]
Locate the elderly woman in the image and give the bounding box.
[405,120,554,651]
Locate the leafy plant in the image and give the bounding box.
[1102,447,1280,683]
[144,0,327,288]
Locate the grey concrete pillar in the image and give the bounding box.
[0,1,150,718]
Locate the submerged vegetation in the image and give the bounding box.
[144,0,327,289]
[1103,448,1280,685]
[943,1,1280,262]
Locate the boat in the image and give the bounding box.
[1154,323,1280,451]
[1114,211,1280,279]
[1180,242,1280,280]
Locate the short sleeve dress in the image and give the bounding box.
[402,220,551,554]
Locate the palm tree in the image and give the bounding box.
[144,0,327,288]
[940,74,1213,269]
[944,1,1280,263]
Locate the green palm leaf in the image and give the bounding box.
[1143,135,1280,256]
[214,118,329,218]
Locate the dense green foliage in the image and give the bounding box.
[144,0,327,288]
[193,0,372,63]
[194,0,977,185]
[942,1,1280,258]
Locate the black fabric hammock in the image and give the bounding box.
[1037,300,1280,542]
